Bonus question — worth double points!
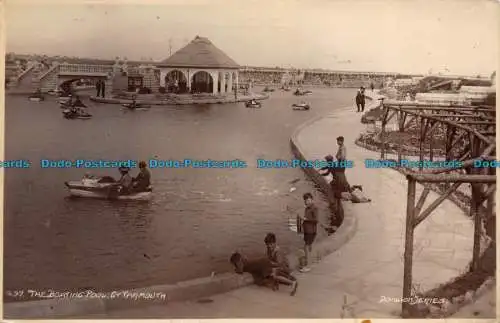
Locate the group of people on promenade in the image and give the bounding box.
[230,136,369,295]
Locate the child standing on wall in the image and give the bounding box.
[299,192,318,272]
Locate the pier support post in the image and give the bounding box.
[402,178,416,318]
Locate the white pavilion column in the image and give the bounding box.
[186,69,191,92]
[212,71,219,94]
[221,72,226,94]
[160,69,168,87]
[227,72,233,93]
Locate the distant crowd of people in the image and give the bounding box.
[239,71,390,88]
[239,71,283,85]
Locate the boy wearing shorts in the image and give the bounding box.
[300,192,318,272]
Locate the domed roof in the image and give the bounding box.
[160,36,239,69]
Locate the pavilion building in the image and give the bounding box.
[157,36,240,94]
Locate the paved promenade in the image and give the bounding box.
[84,93,479,319]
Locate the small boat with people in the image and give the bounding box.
[28,89,45,102]
[292,102,311,110]
[29,96,44,102]
[47,89,63,96]
[65,164,153,200]
[263,86,275,92]
[65,175,152,200]
[245,99,262,108]
[59,97,73,109]
[62,108,92,119]
[281,86,291,91]
[293,88,312,96]
[61,95,92,118]
[59,96,72,105]
[121,102,151,111]
[60,102,70,109]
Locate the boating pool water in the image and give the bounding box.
[4,87,357,300]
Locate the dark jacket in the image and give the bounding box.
[134,168,151,190]
[356,91,365,104]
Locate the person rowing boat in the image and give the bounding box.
[132,161,151,192]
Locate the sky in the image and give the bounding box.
[4,0,499,75]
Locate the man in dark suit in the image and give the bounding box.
[96,80,102,97]
[100,80,106,97]
[355,87,366,112]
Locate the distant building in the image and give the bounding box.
[157,36,240,94]
[394,78,417,87]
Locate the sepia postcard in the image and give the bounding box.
[1,0,498,321]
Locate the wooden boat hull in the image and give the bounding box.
[65,180,153,200]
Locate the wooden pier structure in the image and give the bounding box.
[378,100,496,317]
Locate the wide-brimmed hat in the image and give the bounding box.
[118,166,130,172]
[325,154,334,161]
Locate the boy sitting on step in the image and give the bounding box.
[264,233,297,284]
[230,252,298,296]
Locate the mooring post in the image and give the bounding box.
[471,183,482,271]
[402,177,417,318]
[485,181,495,238]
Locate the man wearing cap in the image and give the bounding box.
[132,161,151,192]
